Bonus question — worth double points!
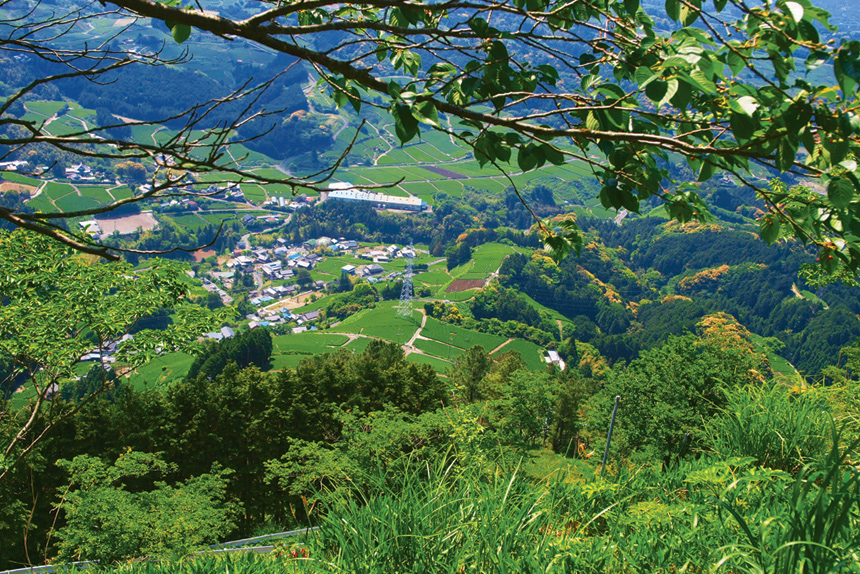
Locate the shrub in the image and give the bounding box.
[704,383,830,472]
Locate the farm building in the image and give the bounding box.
[322,185,427,212]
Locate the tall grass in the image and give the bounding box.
[313,453,750,573]
[704,383,831,471]
[98,551,317,574]
[717,430,860,574]
[67,412,860,574]
[316,456,558,573]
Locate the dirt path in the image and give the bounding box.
[369,122,395,165]
[304,73,349,140]
[405,309,427,347]
[489,338,513,355]
[325,330,450,362]
[150,126,166,146]
[104,185,124,201]
[791,283,803,298]
[28,181,47,200]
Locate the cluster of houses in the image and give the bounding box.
[199,237,420,333]
[1,160,110,185]
[261,194,314,211]
[78,334,134,364]
[158,197,199,212]
[0,160,30,171]
[205,183,245,202]
[204,326,235,342]
[65,163,99,182]
[359,243,416,263]
[245,309,322,333]
[226,243,327,280]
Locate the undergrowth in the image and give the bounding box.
[89,430,860,574]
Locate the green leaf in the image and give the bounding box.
[348,87,362,114]
[797,20,819,44]
[543,234,572,261]
[670,80,692,110]
[760,214,781,244]
[645,80,668,103]
[680,3,700,26]
[726,51,745,76]
[784,103,812,132]
[387,81,402,100]
[806,50,828,71]
[835,44,860,97]
[728,95,759,117]
[776,140,797,171]
[392,104,419,143]
[730,112,756,143]
[800,127,816,155]
[468,17,490,36]
[697,158,716,182]
[412,101,440,128]
[635,66,657,88]
[624,0,640,13]
[517,146,538,172]
[839,159,858,172]
[783,1,804,23]
[828,177,854,209]
[541,144,566,166]
[827,139,850,164]
[688,68,716,94]
[170,23,191,44]
[665,0,680,21]
[657,78,679,109]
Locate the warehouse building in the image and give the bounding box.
[322,184,427,211]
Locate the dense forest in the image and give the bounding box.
[4,309,860,570]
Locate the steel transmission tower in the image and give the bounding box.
[397,247,414,318]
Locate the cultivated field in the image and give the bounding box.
[270,332,350,370]
[446,279,487,293]
[96,212,159,235]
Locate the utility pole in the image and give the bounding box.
[600,395,620,477]
[396,245,414,319]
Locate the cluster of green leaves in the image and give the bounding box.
[54,451,236,564]
[50,349,860,573]
[280,0,860,275]
[322,283,378,321]
[272,0,860,275]
[587,331,771,463]
[77,432,860,574]
[0,230,227,483]
[186,328,273,381]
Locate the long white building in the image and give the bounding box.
[322,184,427,211]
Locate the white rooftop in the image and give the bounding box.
[328,188,424,208]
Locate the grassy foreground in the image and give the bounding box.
[86,432,859,574]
